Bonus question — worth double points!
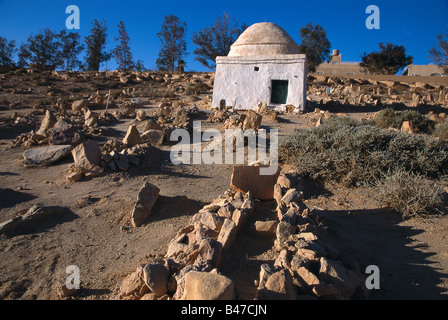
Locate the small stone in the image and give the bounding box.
[71,140,101,172]
[217,218,237,250]
[143,263,170,297]
[262,269,295,300]
[254,221,278,236]
[131,182,160,227]
[182,271,234,300]
[141,129,164,146]
[123,124,142,147]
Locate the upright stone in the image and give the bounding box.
[230,165,280,200]
[71,140,101,172]
[131,182,160,227]
[123,124,143,147]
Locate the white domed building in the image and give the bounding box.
[211,22,308,112]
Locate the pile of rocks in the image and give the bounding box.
[255,171,368,300]
[11,108,115,148]
[100,139,151,172]
[307,75,448,108]
[221,110,263,131]
[118,188,255,300]
[118,166,368,300]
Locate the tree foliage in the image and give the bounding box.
[58,30,84,71]
[19,28,62,70]
[429,30,448,75]
[360,43,413,75]
[192,13,247,70]
[113,21,135,71]
[298,23,331,72]
[156,15,187,72]
[84,19,111,71]
[0,37,17,67]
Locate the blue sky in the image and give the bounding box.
[0,0,447,71]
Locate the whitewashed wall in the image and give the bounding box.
[212,54,307,112]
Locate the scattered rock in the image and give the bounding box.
[71,140,101,172]
[35,110,57,138]
[0,205,69,236]
[131,182,160,227]
[141,129,164,146]
[123,124,143,146]
[23,145,73,165]
[242,110,263,131]
[71,100,89,112]
[143,263,170,297]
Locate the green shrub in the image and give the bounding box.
[185,81,210,95]
[279,116,448,186]
[433,121,448,141]
[373,169,445,218]
[373,108,435,133]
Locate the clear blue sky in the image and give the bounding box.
[0,0,447,71]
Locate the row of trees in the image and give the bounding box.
[0,19,143,72]
[149,14,448,75]
[1,12,446,74]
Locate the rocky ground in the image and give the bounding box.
[0,69,447,300]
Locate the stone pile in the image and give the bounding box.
[255,170,368,300]
[100,138,151,172]
[11,108,115,148]
[118,167,368,300]
[118,188,255,300]
[307,75,448,108]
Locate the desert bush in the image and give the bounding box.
[185,81,210,95]
[373,169,445,218]
[279,116,448,186]
[433,121,448,141]
[373,108,435,133]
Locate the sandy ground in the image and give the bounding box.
[0,72,447,300]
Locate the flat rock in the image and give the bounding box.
[182,271,234,300]
[0,205,68,236]
[23,145,73,165]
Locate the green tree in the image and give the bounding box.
[17,43,31,68]
[0,37,17,67]
[156,15,187,72]
[429,30,448,75]
[360,43,413,75]
[298,23,331,72]
[134,59,146,72]
[20,28,62,70]
[84,19,111,71]
[192,12,247,70]
[113,21,135,71]
[58,30,85,71]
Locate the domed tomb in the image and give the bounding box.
[228,22,300,57]
[212,22,308,112]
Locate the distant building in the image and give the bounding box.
[402,63,446,77]
[315,50,363,76]
[212,22,308,112]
